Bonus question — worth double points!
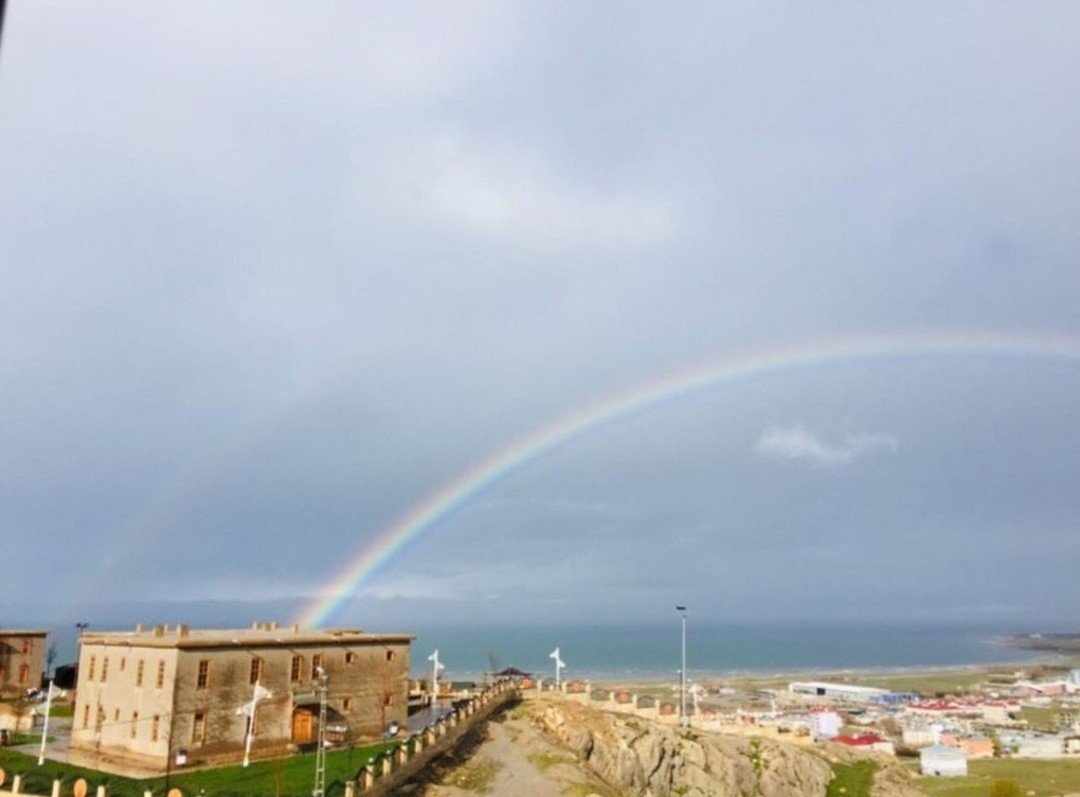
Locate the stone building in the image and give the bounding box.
[0,629,47,696]
[70,623,412,771]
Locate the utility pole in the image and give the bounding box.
[312,668,329,797]
[677,606,688,727]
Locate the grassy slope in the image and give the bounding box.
[826,760,877,797]
[918,759,1080,797]
[0,741,393,797]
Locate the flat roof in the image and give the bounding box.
[790,681,889,694]
[0,629,48,637]
[78,625,414,650]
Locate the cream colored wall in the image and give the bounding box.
[70,643,179,762]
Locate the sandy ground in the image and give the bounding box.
[417,707,608,797]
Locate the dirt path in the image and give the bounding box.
[419,707,609,797]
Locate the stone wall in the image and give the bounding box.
[352,679,517,796]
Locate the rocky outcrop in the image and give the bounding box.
[529,698,834,797]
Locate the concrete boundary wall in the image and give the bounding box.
[352,679,517,796]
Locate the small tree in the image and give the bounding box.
[988,780,1022,797]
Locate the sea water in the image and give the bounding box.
[403,622,1039,681]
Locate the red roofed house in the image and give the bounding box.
[833,733,895,755]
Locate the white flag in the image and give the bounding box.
[236,684,272,717]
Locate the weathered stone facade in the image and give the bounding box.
[70,623,411,771]
[0,630,46,696]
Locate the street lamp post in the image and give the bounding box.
[676,606,688,727]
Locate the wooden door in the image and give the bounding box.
[291,709,314,744]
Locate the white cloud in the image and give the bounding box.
[755,424,898,468]
[409,134,681,248]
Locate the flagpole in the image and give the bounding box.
[242,679,260,768]
[37,679,55,766]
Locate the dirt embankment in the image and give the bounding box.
[419,697,924,797]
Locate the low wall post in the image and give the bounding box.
[11,774,20,795]
[360,764,376,790]
[344,780,356,797]
[52,781,62,797]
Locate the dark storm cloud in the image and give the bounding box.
[1,1,1079,627]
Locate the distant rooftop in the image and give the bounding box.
[78,622,413,649]
[0,629,48,637]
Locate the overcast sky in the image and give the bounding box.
[2,2,1079,631]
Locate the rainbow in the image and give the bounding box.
[296,329,1080,627]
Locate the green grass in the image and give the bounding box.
[0,741,394,797]
[44,704,75,718]
[844,672,989,695]
[917,759,1080,797]
[826,760,877,797]
[1016,705,1060,732]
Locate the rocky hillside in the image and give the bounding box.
[527,698,923,797]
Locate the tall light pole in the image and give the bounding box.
[676,606,688,727]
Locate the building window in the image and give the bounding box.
[114,708,120,722]
[95,707,104,733]
[197,660,210,689]
[249,658,263,685]
[311,654,323,680]
[151,715,160,742]
[383,693,392,707]
[345,652,356,665]
[291,655,303,683]
[82,704,90,729]
[342,697,353,711]
[156,660,165,688]
[18,664,30,685]
[130,711,139,739]
[22,638,32,655]
[386,650,395,662]
[192,712,206,744]
[136,660,145,687]
[120,658,126,672]
[101,657,109,683]
[88,656,96,681]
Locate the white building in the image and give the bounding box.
[809,710,841,740]
[920,745,967,777]
[788,681,889,702]
[1016,735,1065,758]
[902,724,941,748]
